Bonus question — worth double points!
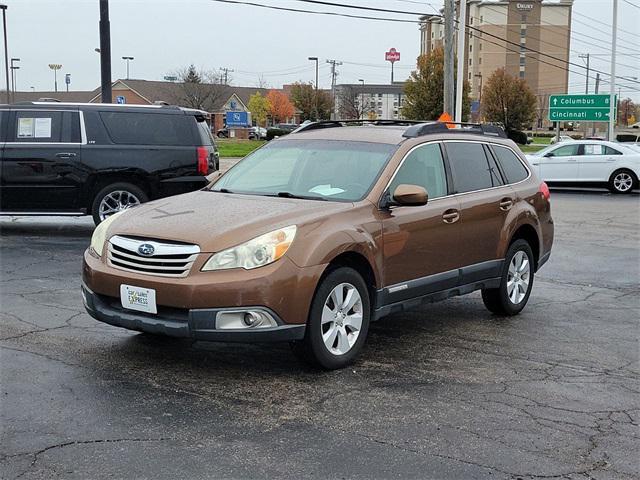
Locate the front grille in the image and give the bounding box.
[107,235,200,278]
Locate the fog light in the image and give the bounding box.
[216,309,278,329]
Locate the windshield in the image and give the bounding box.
[211,139,397,202]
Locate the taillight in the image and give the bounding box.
[539,182,550,201]
[197,146,209,175]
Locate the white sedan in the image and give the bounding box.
[525,140,639,194]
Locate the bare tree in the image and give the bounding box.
[165,65,228,112]
[337,86,372,120]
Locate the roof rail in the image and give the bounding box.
[293,119,423,134]
[403,121,507,138]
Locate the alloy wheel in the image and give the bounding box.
[613,172,633,193]
[507,251,531,305]
[321,282,363,355]
[99,190,141,221]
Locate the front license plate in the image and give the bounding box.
[120,284,157,314]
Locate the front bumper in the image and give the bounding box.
[82,283,305,342]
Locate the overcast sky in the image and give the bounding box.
[5,0,640,101]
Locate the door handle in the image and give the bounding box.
[55,152,77,158]
[567,159,577,162]
[499,198,513,211]
[442,209,460,224]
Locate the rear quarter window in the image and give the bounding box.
[99,111,194,146]
[492,145,529,183]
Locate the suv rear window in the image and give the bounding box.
[445,142,496,193]
[492,146,529,183]
[99,112,194,146]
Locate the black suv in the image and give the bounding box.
[0,102,219,224]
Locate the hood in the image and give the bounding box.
[107,190,353,252]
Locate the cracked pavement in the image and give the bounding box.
[1,191,638,479]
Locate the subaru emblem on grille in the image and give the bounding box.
[137,244,155,256]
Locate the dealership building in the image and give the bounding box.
[420,0,573,127]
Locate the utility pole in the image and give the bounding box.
[454,0,467,122]
[578,53,590,94]
[308,56,319,120]
[326,59,342,120]
[99,0,112,103]
[1,4,10,104]
[592,73,600,137]
[220,67,234,85]
[443,0,455,116]
[608,0,617,141]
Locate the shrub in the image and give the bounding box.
[266,128,290,141]
[507,129,528,145]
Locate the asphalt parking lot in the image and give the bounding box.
[1,190,638,480]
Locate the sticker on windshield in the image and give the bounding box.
[308,184,345,196]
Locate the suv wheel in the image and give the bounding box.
[291,267,370,370]
[91,182,148,225]
[482,239,534,316]
[608,169,636,194]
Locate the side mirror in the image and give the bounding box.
[544,152,554,158]
[392,184,429,207]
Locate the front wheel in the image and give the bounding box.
[291,267,370,370]
[91,182,148,225]
[608,169,637,194]
[482,239,535,316]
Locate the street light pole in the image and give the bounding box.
[10,57,18,95]
[0,4,10,104]
[358,79,364,119]
[608,0,617,141]
[99,0,112,103]
[122,56,133,80]
[308,56,318,120]
[48,64,62,92]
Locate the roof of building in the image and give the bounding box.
[11,90,95,103]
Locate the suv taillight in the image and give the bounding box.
[540,182,550,201]
[197,146,209,175]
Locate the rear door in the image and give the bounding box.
[539,143,581,181]
[579,143,622,182]
[443,141,512,276]
[1,108,83,211]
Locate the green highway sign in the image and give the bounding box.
[549,94,617,122]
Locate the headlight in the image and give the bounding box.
[89,211,124,257]
[202,225,297,271]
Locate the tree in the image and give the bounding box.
[248,92,270,127]
[167,65,226,112]
[337,85,373,120]
[266,89,295,123]
[482,68,536,132]
[618,98,637,126]
[403,46,471,121]
[289,82,332,121]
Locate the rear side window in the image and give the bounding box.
[604,146,622,155]
[196,119,214,146]
[492,145,529,183]
[13,110,63,142]
[390,143,447,199]
[99,112,194,146]
[445,142,496,193]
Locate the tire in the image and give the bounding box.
[91,182,148,225]
[482,239,535,316]
[608,169,637,194]
[291,267,370,370]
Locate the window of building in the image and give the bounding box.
[479,43,482,51]
[469,44,473,52]
[445,142,495,193]
[390,143,448,199]
[520,56,526,66]
[519,70,525,79]
[468,72,472,80]
[521,13,527,23]
[478,57,482,65]
[520,27,526,37]
[480,15,483,22]
[469,58,472,66]
[470,17,473,25]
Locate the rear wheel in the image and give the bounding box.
[608,169,637,194]
[291,267,370,370]
[482,239,534,316]
[91,182,148,225]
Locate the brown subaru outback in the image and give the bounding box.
[82,120,553,369]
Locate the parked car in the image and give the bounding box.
[525,140,639,193]
[275,123,299,132]
[82,120,553,370]
[216,127,229,138]
[549,135,573,144]
[249,126,267,140]
[0,102,219,224]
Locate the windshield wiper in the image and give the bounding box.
[273,191,327,201]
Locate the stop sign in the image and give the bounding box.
[385,48,401,63]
